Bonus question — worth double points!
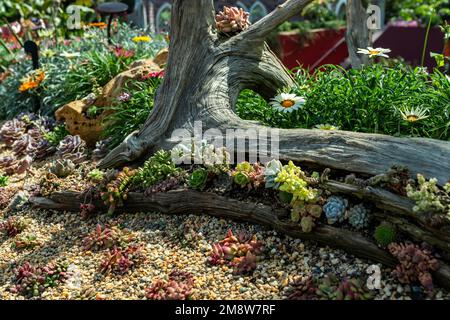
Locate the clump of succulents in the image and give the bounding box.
[99,244,145,275]
[43,124,69,147]
[188,168,209,191]
[38,172,60,197]
[208,229,264,274]
[287,276,318,300]
[146,270,195,300]
[48,159,76,178]
[215,6,251,34]
[133,150,181,189]
[374,222,397,247]
[323,196,348,225]
[388,242,439,292]
[87,169,105,183]
[0,119,26,146]
[0,155,33,176]
[0,217,28,237]
[56,135,87,164]
[7,190,29,211]
[406,174,449,215]
[274,161,319,204]
[12,234,40,250]
[315,274,374,300]
[10,261,68,298]
[82,224,135,251]
[291,201,323,233]
[145,175,185,195]
[92,139,111,161]
[347,204,371,230]
[0,174,8,187]
[231,162,265,189]
[102,167,137,214]
[368,165,412,196]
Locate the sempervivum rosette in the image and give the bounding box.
[56,135,87,164]
[215,6,251,34]
[0,119,26,146]
[12,134,39,157]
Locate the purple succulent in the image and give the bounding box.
[0,119,26,146]
[56,135,87,164]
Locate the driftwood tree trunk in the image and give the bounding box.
[99,0,450,184]
[345,0,372,68]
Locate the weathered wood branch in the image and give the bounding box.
[30,189,450,290]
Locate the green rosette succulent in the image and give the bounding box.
[188,168,208,191]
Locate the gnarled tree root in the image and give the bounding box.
[30,188,450,290]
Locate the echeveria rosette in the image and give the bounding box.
[264,159,282,189]
[323,196,348,225]
[347,204,371,230]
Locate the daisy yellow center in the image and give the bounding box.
[281,100,295,108]
[406,115,419,122]
[369,50,381,55]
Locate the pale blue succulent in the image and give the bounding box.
[348,204,371,230]
[324,196,348,224]
[264,159,283,189]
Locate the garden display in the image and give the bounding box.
[0,0,450,307]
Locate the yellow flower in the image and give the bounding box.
[132,36,152,43]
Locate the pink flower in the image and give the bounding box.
[113,46,135,59]
[142,70,165,80]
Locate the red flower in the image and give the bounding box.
[142,70,165,80]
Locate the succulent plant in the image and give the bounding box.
[188,168,208,191]
[12,233,40,250]
[264,159,283,189]
[368,165,411,196]
[56,135,87,164]
[146,270,195,300]
[388,242,439,292]
[406,174,448,215]
[374,222,397,247]
[83,224,135,251]
[80,203,96,219]
[87,169,105,183]
[99,244,145,275]
[43,124,69,146]
[0,119,26,146]
[208,229,263,274]
[291,201,323,233]
[215,6,251,34]
[232,162,265,189]
[33,139,57,160]
[11,261,68,298]
[7,190,29,211]
[12,134,38,157]
[316,274,374,300]
[101,167,137,214]
[0,216,28,237]
[275,161,318,203]
[323,196,348,224]
[145,175,184,195]
[347,204,371,230]
[92,139,111,161]
[133,150,181,189]
[48,159,76,178]
[287,276,318,300]
[0,174,8,187]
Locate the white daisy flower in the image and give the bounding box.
[399,106,429,123]
[357,47,391,58]
[270,93,306,113]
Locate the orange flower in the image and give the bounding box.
[89,22,107,29]
[18,70,45,93]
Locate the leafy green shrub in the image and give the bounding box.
[236,64,450,141]
[387,0,450,26]
[43,124,69,146]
